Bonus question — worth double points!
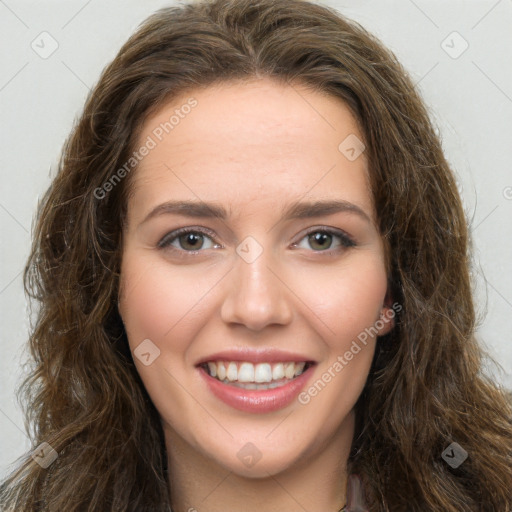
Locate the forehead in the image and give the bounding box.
[127,78,374,223]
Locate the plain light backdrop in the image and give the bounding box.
[1,0,511,480]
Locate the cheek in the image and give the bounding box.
[293,254,388,345]
[293,258,386,425]
[117,252,214,419]
[118,251,211,355]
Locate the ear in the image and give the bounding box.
[376,289,398,337]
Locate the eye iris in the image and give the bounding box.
[180,233,203,250]
[309,232,332,250]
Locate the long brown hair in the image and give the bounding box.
[1,0,511,510]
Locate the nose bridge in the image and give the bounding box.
[220,235,293,330]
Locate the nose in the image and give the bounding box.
[220,245,293,332]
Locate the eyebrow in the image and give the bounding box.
[139,198,372,227]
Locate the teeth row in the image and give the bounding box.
[206,361,307,383]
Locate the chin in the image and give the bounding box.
[226,450,301,479]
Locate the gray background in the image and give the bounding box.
[1,0,511,479]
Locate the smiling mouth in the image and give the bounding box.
[199,360,315,390]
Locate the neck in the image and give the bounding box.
[164,411,354,512]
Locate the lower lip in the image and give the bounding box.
[198,364,315,413]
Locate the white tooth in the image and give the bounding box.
[217,362,226,380]
[272,363,285,380]
[284,362,295,379]
[226,362,238,381]
[294,362,306,376]
[238,362,255,382]
[207,362,217,378]
[254,363,272,383]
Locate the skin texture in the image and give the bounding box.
[118,79,394,512]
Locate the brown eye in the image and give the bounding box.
[158,228,217,252]
[178,232,205,250]
[294,228,356,253]
[308,232,333,251]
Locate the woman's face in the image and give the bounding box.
[118,78,393,478]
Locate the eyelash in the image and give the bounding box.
[157,226,356,257]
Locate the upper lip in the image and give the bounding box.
[195,349,317,366]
